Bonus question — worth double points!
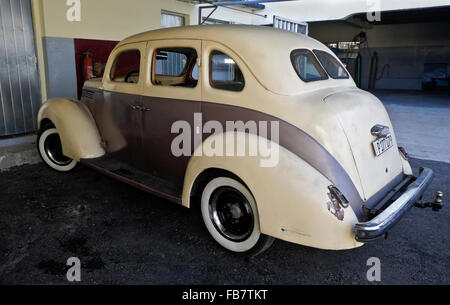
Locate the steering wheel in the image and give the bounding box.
[125,70,140,83]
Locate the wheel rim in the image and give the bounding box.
[44,133,72,166]
[209,186,255,242]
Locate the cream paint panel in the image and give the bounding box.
[141,39,202,101]
[83,78,102,90]
[324,89,404,199]
[37,98,105,161]
[102,42,147,95]
[182,132,362,250]
[201,40,365,199]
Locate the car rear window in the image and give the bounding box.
[290,49,328,82]
[313,50,349,79]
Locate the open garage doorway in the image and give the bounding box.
[308,6,450,91]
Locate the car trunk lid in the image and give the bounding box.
[324,89,403,200]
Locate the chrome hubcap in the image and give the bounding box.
[209,186,254,242]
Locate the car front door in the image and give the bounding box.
[140,40,202,187]
[98,42,146,169]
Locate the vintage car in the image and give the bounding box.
[37,25,443,255]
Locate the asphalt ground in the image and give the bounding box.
[0,157,448,284]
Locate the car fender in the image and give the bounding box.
[38,98,105,161]
[182,131,362,250]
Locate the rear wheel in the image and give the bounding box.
[201,177,274,256]
[38,127,77,172]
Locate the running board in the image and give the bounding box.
[80,156,182,204]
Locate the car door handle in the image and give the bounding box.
[129,104,142,111]
[128,104,150,112]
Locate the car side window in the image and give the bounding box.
[110,50,141,84]
[191,64,199,81]
[152,48,198,88]
[290,49,328,82]
[210,51,245,92]
[313,49,349,79]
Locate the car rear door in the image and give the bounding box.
[140,39,202,186]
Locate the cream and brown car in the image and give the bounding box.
[37,25,443,255]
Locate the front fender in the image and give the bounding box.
[38,98,105,161]
[182,132,362,250]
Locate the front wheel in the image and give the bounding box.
[201,177,274,256]
[38,127,77,172]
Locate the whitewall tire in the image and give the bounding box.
[201,177,274,255]
[38,128,77,172]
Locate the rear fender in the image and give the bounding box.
[182,131,362,250]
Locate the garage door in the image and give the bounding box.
[0,0,41,136]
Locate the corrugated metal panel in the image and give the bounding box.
[0,0,41,136]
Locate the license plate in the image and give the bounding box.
[372,134,393,157]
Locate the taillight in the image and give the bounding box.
[328,186,349,208]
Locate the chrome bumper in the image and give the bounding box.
[354,167,434,242]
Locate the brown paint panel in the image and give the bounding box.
[140,96,201,185]
[86,90,143,169]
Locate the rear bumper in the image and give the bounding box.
[354,167,434,242]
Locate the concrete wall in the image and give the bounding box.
[309,20,450,90]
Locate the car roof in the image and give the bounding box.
[118,25,345,95]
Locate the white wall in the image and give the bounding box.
[260,0,450,23]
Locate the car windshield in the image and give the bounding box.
[290,49,328,82]
[313,50,349,79]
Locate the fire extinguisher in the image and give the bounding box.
[82,51,94,81]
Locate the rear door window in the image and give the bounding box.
[210,51,245,92]
[152,48,198,88]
